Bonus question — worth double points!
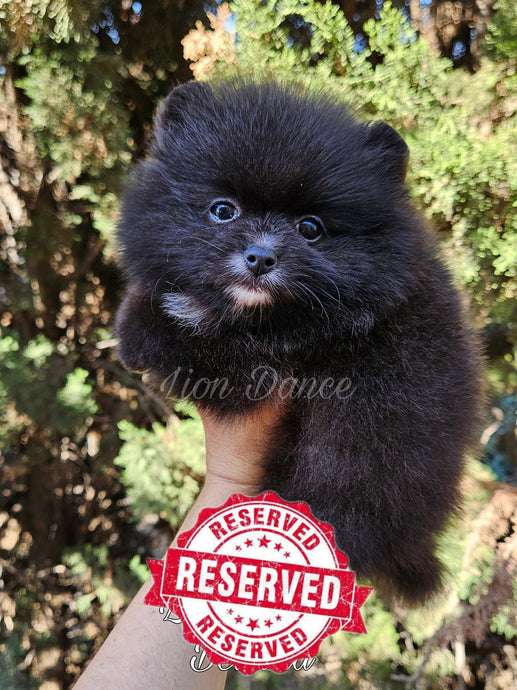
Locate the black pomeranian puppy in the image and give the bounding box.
[116,81,481,604]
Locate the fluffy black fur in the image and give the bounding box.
[116,81,482,604]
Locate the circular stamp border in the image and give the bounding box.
[145,491,371,675]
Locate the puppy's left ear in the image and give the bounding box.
[365,122,409,183]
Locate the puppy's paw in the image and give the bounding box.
[115,291,157,373]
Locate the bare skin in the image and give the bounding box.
[74,400,282,690]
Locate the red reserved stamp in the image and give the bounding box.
[145,492,371,674]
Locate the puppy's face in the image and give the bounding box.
[118,82,417,339]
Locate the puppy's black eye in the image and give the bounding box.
[297,217,325,244]
[209,201,239,223]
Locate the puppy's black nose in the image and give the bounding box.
[243,245,278,277]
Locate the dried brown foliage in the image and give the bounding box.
[181,3,237,79]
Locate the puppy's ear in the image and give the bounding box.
[365,121,409,183]
[153,81,211,150]
[155,81,210,133]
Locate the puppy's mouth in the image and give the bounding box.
[224,284,274,309]
[221,246,280,312]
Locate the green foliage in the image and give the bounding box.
[210,0,364,80]
[64,544,144,618]
[114,414,205,527]
[14,38,132,246]
[484,0,517,65]
[57,368,98,420]
[491,597,517,639]
[0,0,102,54]
[0,330,98,440]
[17,42,132,182]
[333,595,400,666]
[0,639,38,690]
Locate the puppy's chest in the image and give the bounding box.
[178,328,352,389]
[181,329,297,375]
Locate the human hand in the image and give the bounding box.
[178,400,284,535]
